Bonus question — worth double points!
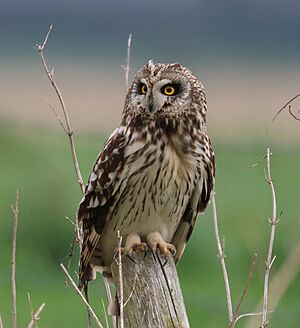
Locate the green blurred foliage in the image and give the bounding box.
[0,125,299,327]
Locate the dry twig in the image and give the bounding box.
[0,314,3,328]
[27,303,46,328]
[11,189,19,328]
[27,293,35,328]
[35,26,116,313]
[211,192,233,323]
[272,93,300,122]
[36,26,84,283]
[230,254,258,327]
[261,148,279,327]
[36,25,85,195]
[245,241,300,328]
[101,299,110,328]
[60,264,104,328]
[121,33,132,90]
[115,231,124,328]
[235,311,272,323]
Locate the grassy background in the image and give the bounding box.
[0,124,299,327]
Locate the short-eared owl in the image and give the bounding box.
[78,60,215,286]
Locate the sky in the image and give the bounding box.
[0,0,299,140]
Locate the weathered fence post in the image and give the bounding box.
[111,250,190,328]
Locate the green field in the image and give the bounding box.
[0,125,299,327]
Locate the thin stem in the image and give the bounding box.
[272,93,300,122]
[0,313,3,328]
[117,231,124,328]
[101,299,110,328]
[36,24,84,289]
[27,304,46,328]
[27,293,35,328]
[211,193,233,322]
[236,311,272,323]
[121,33,132,90]
[125,33,132,90]
[36,25,85,195]
[230,254,258,327]
[261,148,278,327]
[60,264,104,328]
[104,280,117,328]
[11,190,19,328]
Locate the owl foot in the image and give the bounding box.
[146,231,176,257]
[114,233,147,261]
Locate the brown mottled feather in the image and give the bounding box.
[78,128,128,284]
[77,60,215,287]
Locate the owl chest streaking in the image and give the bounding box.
[78,61,215,285]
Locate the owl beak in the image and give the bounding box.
[148,94,155,113]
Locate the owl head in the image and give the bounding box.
[122,60,207,127]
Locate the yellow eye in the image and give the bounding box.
[163,85,175,96]
[137,82,147,95]
[141,85,147,94]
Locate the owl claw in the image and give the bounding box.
[157,242,176,257]
[114,232,148,265]
[114,242,148,264]
[114,242,147,256]
[146,231,177,257]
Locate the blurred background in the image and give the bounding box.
[0,0,299,327]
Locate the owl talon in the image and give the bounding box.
[158,243,176,257]
[114,233,148,263]
[114,242,147,256]
[147,231,177,257]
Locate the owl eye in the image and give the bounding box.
[137,82,147,95]
[161,83,179,96]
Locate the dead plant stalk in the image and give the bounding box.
[261,148,279,327]
[11,190,19,328]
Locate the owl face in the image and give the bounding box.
[130,61,195,116]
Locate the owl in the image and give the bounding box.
[77,60,215,287]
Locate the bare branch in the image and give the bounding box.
[250,153,267,168]
[35,25,118,326]
[27,303,46,328]
[230,254,258,327]
[272,93,300,122]
[104,280,116,328]
[27,293,36,328]
[11,189,19,328]
[60,264,104,328]
[101,299,110,328]
[0,314,3,328]
[40,24,53,51]
[47,102,68,134]
[35,25,85,195]
[261,148,279,327]
[245,242,300,328]
[122,33,132,90]
[36,24,85,290]
[211,192,233,323]
[65,216,75,226]
[288,105,300,121]
[116,231,124,328]
[235,311,273,323]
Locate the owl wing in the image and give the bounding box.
[77,127,129,284]
[172,152,215,264]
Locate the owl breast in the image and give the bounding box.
[98,131,199,266]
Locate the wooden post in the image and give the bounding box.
[111,250,190,328]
